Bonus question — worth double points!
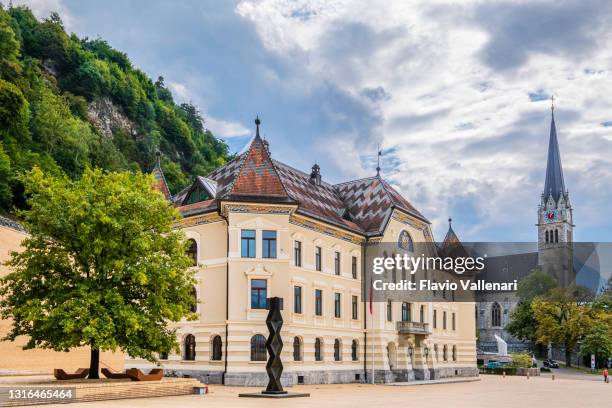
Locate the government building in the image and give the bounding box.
[130,118,478,385]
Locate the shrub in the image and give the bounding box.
[511,352,533,368]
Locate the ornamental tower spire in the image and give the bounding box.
[543,96,566,202]
[537,99,574,287]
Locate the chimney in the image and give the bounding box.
[310,163,321,186]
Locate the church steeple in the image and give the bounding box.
[543,99,566,202]
[537,101,574,287]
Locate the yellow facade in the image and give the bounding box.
[0,221,124,374]
[130,202,477,385]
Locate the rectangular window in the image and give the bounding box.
[334,293,341,318]
[387,300,392,322]
[433,309,437,329]
[294,241,302,267]
[262,230,277,258]
[250,279,267,309]
[315,289,323,316]
[401,302,411,322]
[352,256,357,279]
[352,295,358,320]
[443,311,447,330]
[315,246,322,271]
[241,229,256,258]
[452,312,456,331]
[294,286,302,314]
[334,251,341,275]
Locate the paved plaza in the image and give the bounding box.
[34,374,609,408]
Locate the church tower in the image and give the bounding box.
[537,102,574,286]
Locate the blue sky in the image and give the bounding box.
[18,0,612,242]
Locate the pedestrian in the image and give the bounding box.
[604,367,609,383]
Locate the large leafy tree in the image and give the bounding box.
[506,268,557,345]
[532,286,595,367]
[580,323,612,367]
[0,167,196,379]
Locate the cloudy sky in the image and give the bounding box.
[17,0,612,242]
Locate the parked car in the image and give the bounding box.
[543,359,559,368]
[486,361,511,369]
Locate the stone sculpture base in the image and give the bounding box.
[239,391,310,398]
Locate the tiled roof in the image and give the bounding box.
[335,176,428,234]
[273,160,365,233]
[152,162,171,200]
[226,135,291,200]
[171,128,429,235]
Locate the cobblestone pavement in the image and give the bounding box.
[37,374,610,408]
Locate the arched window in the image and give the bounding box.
[555,229,559,243]
[190,286,198,313]
[452,345,457,361]
[491,302,501,327]
[250,334,266,361]
[293,337,302,361]
[351,340,358,361]
[334,339,342,361]
[545,230,549,243]
[443,344,448,361]
[184,334,196,361]
[315,338,323,361]
[187,239,197,266]
[211,335,222,361]
[387,342,397,370]
[434,344,439,362]
[420,305,425,322]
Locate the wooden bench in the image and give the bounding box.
[102,368,131,379]
[126,368,164,381]
[54,368,90,380]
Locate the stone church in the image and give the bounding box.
[470,105,576,353]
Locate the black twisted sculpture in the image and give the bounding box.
[264,297,286,394]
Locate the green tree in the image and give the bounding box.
[516,268,557,302]
[532,286,595,367]
[506,302,537,343]
[0,7,21,79]
[0,78,30,143]
[0,167,196,379]
[0,141,12,209]
[506,268,558,345]
[580,322,612,367]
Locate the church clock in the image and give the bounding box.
[546,210,557,222]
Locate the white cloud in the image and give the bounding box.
[167,81,249,139]
[167,81,192,102]
[205,117,250,138]
[13,0,73,28]
[236,0,612,240]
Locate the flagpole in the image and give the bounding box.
[370,280,374,384]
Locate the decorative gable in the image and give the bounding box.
[227,132,289,200]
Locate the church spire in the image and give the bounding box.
[543,97,565,202]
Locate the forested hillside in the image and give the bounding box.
[0,6,230,212]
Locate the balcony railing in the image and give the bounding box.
[396,321,430,335]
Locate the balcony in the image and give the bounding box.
[396,321,430,335]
